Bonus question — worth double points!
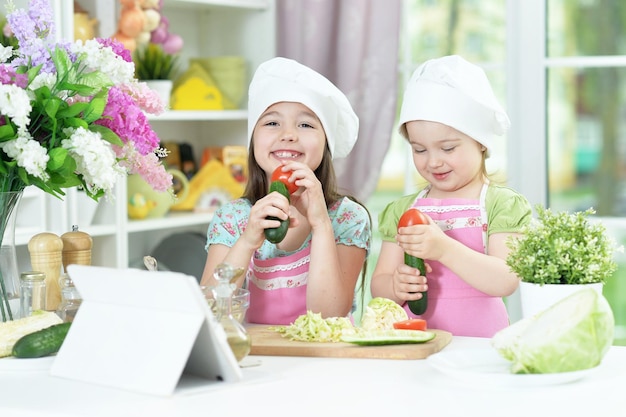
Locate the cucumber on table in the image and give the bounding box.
[12,322,71,358]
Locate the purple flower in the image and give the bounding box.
[97,38,132,63]
[0,65,27,88]
[7,0,57,73]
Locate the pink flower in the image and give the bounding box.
[96,87,160,155]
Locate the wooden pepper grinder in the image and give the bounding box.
[61,225,93,272]
[28,232,64,311]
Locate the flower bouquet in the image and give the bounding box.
[0,0,173,321]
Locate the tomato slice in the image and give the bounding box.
[398,208,429,229]
[393,319,427,331]
[271,166,298,194]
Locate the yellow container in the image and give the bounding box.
[189,56,247,109]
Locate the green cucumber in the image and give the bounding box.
[12,322,71,358]
[264,180,290,244]
[405,253,428,315]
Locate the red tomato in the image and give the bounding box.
[271,166,298,194]
[393,319,427,331]
[397,208,429,230]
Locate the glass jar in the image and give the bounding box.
[56,274,82,322]
[212,263,251,362]
[19,271,46,318]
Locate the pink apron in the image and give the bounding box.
[246,246,310,325]
[405,184,509,337]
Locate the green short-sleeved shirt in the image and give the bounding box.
[378,184,532,241]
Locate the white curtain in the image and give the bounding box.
[276,0,402,202]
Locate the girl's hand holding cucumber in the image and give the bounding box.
[396,208,432,315]
[263,163,328,244]
[264,165,298,244]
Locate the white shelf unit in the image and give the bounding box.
[14,0,276,274]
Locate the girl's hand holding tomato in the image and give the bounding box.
[277,162,328,229]
[271,165,299,194]
[396,209,448,262]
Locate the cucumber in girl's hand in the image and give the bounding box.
[398,208,429,315]
[264,180,290,243]
[264,166,295,244]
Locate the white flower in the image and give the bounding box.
[29,72,57,92]
[0,133,49,180]
[71,39,135,85]
[0,45,13,62]
[0,84,31,131]
[61,127,125,197]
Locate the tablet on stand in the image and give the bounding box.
[50,265,242,396]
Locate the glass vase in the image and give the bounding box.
[0,191,23,322]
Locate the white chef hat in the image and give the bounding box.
[247,57,359,159]
[398,55,510,156]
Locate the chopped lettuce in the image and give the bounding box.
[360,297,408,331]
[272,297,409,342]
[271,311,353,342]
[492,288,614,373]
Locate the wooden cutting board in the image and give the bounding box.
[247,326,452,360]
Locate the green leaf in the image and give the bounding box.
[90,124,123,146]
[51,47,71,79]
[81,94,106,123]
[62,117,89,130]
[57,81,99,97]
[25,64,43,84]
[0,123,16,141]
[57,101,89,118]
[43,97,61,119]
[46,147,69,172]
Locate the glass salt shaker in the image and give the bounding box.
[212,263,251,362]
[20,271,46,318]
[56,274,82,322]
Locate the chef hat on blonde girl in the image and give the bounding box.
[247,57,359,159]
[398,55,510,156]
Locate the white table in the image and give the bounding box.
[1,336,625,417]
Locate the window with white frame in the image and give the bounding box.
[373,0,626,343]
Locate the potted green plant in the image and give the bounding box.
[133,43,180,106]
[506,205,622,317]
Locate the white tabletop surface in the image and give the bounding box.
[1,336,625,417]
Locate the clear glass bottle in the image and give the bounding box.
[56,274,82,322]
[212,263,251,362]
[19,271,46,318]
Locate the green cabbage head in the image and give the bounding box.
[360,297,408,331]
[492,288,614,373]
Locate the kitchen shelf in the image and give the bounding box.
[126,212,214,233]
[147,110,248,121]
[14,0,275,274]
[166,0,269,11]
